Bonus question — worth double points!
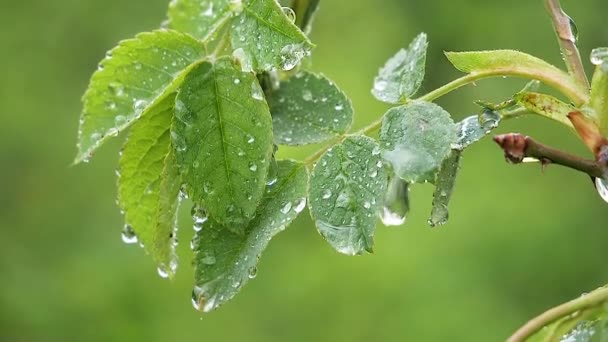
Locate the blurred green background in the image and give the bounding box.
[2,0,608,341]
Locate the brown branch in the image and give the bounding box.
[544,0,590,89]
[493,133,605,178]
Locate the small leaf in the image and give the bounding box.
[230,0,314,71]
[372,33,428,104]
[589,48,608,135]
[173,57,274,228]
[428,150,461,228]
[192,160,308,312]
[514,92,575,127]
[76,30,206,164]
[167,0,234,41]
[445,50,587,104]
[268,71,353,145]
[379,101,457,184]
[118,95,181,276]
[452,109,501,150]
[309,136,388,255]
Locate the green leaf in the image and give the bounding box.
[452,109,501,150]
[268,71,353,145]
[445,50,587,104]
[428,150,461,228]
[117,95,181,277]
[514,92,575,127]
[172,57,274,229]
[192,160,308,312]
[230,0,314,71]
[309,136,388,255]
[167,0,235,41]
[372,33,428,104]
[76,30,206,164]
[590,48,608,135]
[379,101,457,184]
[292,0,320,34]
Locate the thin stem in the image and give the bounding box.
[544,0,590,89]
[494,133,605,178]
[507,286,608,342]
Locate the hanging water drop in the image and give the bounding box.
[251,82,264,101]
[302,89,313,101]
[595,178,608,203]
[591,48,608,66]
[121,224,138,244]
[380,177,410,226]
[248,266,258,279]
[157,264,170,278]
[281,7,296,23]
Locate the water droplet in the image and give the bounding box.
[279,43,309,71]
[134,63,142,70]
[281,202,292,214]
[251,82,264,101]
[322,189,332,199]
[233,48,253,72]
[302,89,313,101]
[293,198,306,213]
[246,135,255,144]
[281,7,296,23]
[233,78,241,84]
[248,266,258,279]
[157,264,170,278]
[335,103,344,111]
[192,205,208,232]
[90,132,102,143]
[591,48,608,66]
[200,251,216,265]
[266,158,278,186]
[133,99,148,113]
[363,201,371,209]
[201,1,214,17]
[114,115,127,126]
[121,224,138,244]
[108,82,125,97]
[380,177,410,226]
[374,80,388,92]
[596,178,608,203]
[249,162,258,172]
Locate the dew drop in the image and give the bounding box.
[322,189,332,199]
[591,47,608,66]
[281,202,292,214]
[251,82,264,101]
[380,177,410,226]
[335,103,344,111]
[248,266,258,279]
[249,162,258,172]
[595,177,608,203]
[281,7,296,23]
[293,198,306,213]
[374,80,388,92]
[233,78,241,84]
[201,1,214,17]
[114,115,127,126]
[121,224,138,244]
[302,89,313,101]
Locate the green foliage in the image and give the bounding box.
[173,58,273,229]
[74,0,608,333]
[372,33,427,104]
[192,160,307,312]
[268,71,353,145]
[308,136,388,255]
[379,101,457,184]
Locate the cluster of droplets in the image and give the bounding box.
[279,43,311,71]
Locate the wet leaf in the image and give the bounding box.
[372,33,428,104]
[230,0,314,71]
[167,0,234,41]
[75,30,206,164]
[428,150,461,227]
[379,101,457,184]
[268,71,353,145]
[445,50,587,104]
[309,136,388,255]
[452,109,501,150]
[192,160,308,312]
[515,92,575,127]
[589,48,608,135]
[172,57,274,229]
[117,96,181,276]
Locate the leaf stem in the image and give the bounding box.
[493,133,605,178]
[507,286,608,342]
[544,0,590,89]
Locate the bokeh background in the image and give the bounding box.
[2,0,608,341]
